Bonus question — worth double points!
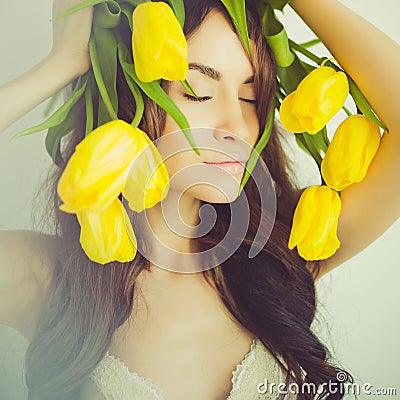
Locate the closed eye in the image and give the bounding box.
[184,93,258,105]
[183,94,212,102]
[240,98,258,105]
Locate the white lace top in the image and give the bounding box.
[80,337,291,400]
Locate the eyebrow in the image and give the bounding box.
[188,62,254,84]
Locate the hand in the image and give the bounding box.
[49,0,94,76]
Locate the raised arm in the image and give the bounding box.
[0,0,93,134]
[289,0,400,278]
[290,0,400,131]
[0,0,93,340]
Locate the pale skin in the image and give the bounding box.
[0,0,399,398]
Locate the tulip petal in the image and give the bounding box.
[123,136,170,213]
[288,186,319,249]
[132,43,164,82]
[76,198,137,264]
[289,186,341,260]
[290,66,349,135]
[279,91,304,133]
[321,115,381,191]
[57,120,150,214]
[132,2,188,82]
[132,3,167,62]
[162,36,188,80]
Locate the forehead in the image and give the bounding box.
[186,10,254,79]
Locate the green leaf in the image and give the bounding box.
[321,126,330,148]
[98,94,111,126]
[219,0,251,55]
[123,0,147,7]
[121,67,145,128]
[167,0,185,28]
[94,25,118,110]
[287,131,324,170]
[348,77,387,131]
[261,3,281,36]
[120,3,134,30]
[89,29,118,120]
[50,0,112,22]
[294,132,312,157]
[45,95,85,166]
[117,39,200,155]
[10,74,89,140]
[239,99,276,194]
[302,132,323,168]
[257,0,292,12]
[92,1,121,28]
[43,89,62,118]
[266,0,292,11]
[85,73,95,135]
[262,4,295,68]
[309,127,329,156]
[276,56,308,95]
[180,79,199,98]
[298,59,315,74]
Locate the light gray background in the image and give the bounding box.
[0,1,399,399]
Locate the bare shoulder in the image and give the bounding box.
[0,230,60,341]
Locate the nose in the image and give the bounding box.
[213,99,255,147]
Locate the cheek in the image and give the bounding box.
[252,116,261,142]
[163,152,194,181]
[246,110,261,148]
[158,124,202,185]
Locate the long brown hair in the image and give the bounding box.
[26,1,353,399]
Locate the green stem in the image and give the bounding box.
[302,132,323,168]
[342,105,352,117]
[321,126,330,148]
[122,68,145,128]
[299,38,321,49]
[289,39,324,65]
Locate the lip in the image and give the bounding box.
[203,158,247,165]
[203,161,245,175]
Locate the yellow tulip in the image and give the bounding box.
[288,186,342,261]
[132,2,188,82]
[57,120,156,214]
[122,134,170,213]
[321,115,381,191]
[76,198,137,264]
[280,66,349,134]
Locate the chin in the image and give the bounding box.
[187,182,242,204]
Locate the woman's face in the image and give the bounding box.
[157,10,260,204]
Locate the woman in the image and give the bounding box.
[0,0,399,399]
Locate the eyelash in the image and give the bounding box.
[183,94,212,102]
[183,93,258,105]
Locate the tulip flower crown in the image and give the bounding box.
[13,0,386,263]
